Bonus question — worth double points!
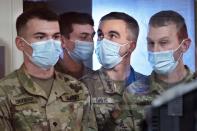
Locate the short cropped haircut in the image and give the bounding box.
[148,10,188,42]
[59,12,94,38]
[16,7,58,36]
[100,12,139,41]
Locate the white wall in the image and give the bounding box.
[0,0,23,75]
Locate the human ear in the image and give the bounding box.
[61,35,73,50]
[128,41,136,53]
[60,35,67,49]
[182,38,191,53]
[15,36,25,51]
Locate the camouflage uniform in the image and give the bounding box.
[81,67,146,131]
[123,65,195,131]
[55,60,92,79]
[0,65,97,131]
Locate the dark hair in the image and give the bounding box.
[59,12,94,38]
[16,7,58,36]
[100,12,139,41]
[148,10,188,42]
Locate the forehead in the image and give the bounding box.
[72,24,94,34]
[98,19,127,33]
[24,18,59,36]
[147,24,178,41]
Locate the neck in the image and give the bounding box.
[106,59,130,81]
[24,59,54,79]
[157,62,187,84]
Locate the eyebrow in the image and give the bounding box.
[97,29,120,36]
[80,32,91,35]
[33,32,60,36]
[109,30,120,36]
[159,36,169,40]
[33,32,46,36]
[81,31,95,36]
[147,36,169,41]
[53,32,60,36]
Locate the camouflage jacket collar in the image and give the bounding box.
[16,65,67,103]
[150,65,194,93]
[99,68,125,95]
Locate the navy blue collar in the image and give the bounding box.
[125,66,136,86]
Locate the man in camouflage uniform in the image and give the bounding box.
[55,12,95,79]
[0,8,97,131]
[123,10,195,131]
[81,12,146,131]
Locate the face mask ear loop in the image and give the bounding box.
[173,39,186,63]
[119,41,131,59]
[19,37,31,47]
[174,39,186,52]
[19,37,33,59]
[120,42,130,47]
[63,47,70,54]
[176,52,183,63]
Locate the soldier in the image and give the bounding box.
[123,10,194,131]
[81,12,146,131]
[55,12,95,79]
[0,8,97,131]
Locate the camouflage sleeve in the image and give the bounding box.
[102,99,135,131]
[0,86,13,131]
[123,89,152,131]
[82,95,98,131]
[122,90,140,131]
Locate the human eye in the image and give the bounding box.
[80,36,87,40]
[34,32,47,41]
[53,34,61,40]
[109,33,117,39]
[97,32,104,41]
[108,31,119,40]
[159,40,168,47]
[35,35,45,40]
[79,34,90,41]
[147,41,154,46]
[147,40,155,50]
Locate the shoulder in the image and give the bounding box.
[55,71,89,93]
[0,70,21,102]
[126,72,150,95]
[193,71,197,80]
[123,75,156,106]
[80,69,100,81]
[83,67,95,75]
[79,69,106,95]
[0,70,20,91]
[184,65,195,82]
[0,70,18,84]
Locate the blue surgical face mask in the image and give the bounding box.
[95,38,128,69]
[22,38,62,70]
[69,40,94,62]
[148,40,184,75]
[60,40,94,64]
